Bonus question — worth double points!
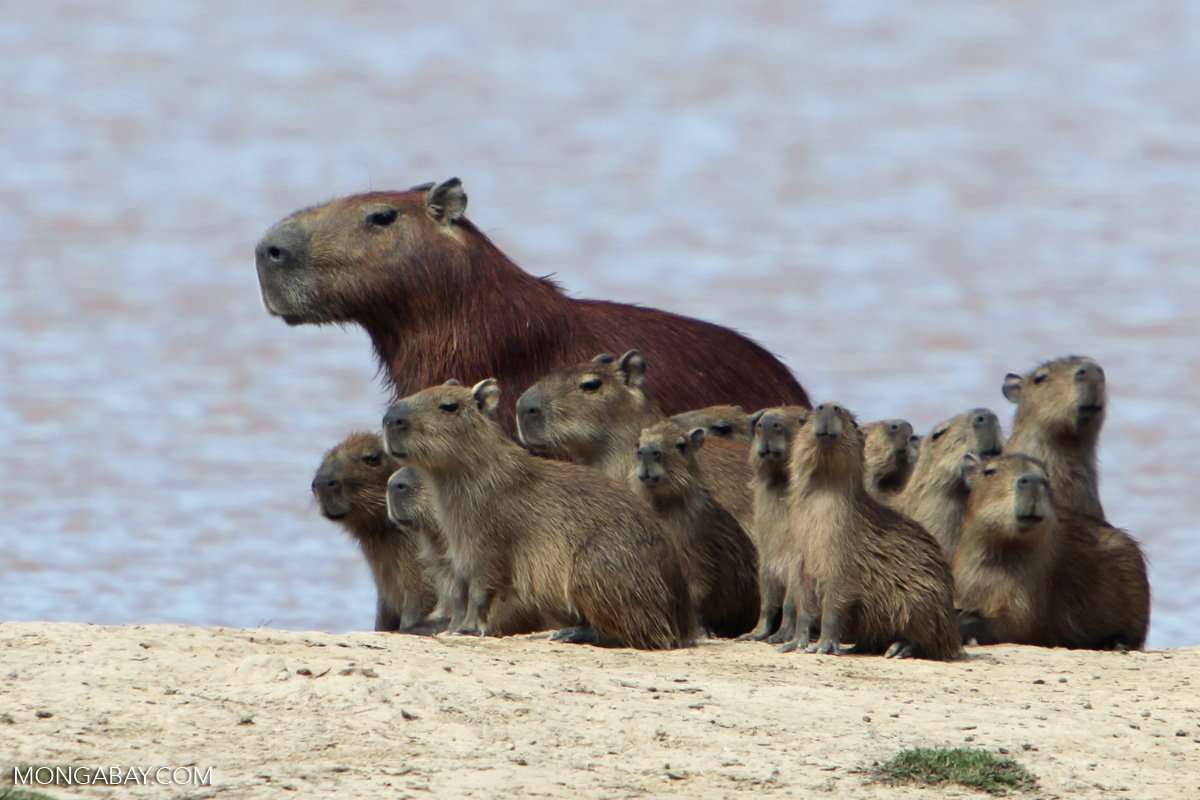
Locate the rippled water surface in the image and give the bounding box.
[3,1,1197,647]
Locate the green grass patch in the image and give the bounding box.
[874,747,1038,795]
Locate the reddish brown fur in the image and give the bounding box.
[790,404,962,660]
[670,405,752,443]
[256,180,808,434]
[741,406,812,645]
[312,432,436,632]
[955,454,1149,650]
[1003,355,1107,518]
[862,418,916,503]
[630,421,760,637]
[896,408,1004,558]
[517,350,754,530]
[382,379,695,649]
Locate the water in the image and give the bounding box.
[2,1,1196,647]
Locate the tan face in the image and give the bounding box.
[631,421,705,497]
[311,431,397,526]
[962,454,1055,542]
[1004,356,1107,436]
[382,379,502,472]
[864,418,915,468]
[748,406,809,466]
[386,465,434,529]
[516,350,649,457]
[791,402,864,484]
[255,180,468,325]
[919,408,1004,485]
[669,405,749,441]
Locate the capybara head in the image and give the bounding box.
[863,418,915,491]
[747,406,810,468]
[913,408,1004,489]
[1003,355,1107,437]
[382,378,503,471]
[631,421,707,499]
[962,453,1055,545]
[790,402,864,485]
[516,350,651,458]
[386,465,435,529]
[256,179,469,326]
[670,405,750,442]
[312,431,398,533]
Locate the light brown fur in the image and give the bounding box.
[955,453,1149,650]
[670,405,752,443]
[1003,355,1107,518]
[517,350,754,530]
[312,432,437,631]
[630,421,760,637]
[863,418,916,503]
[896,408,1004,558]
[382,380,695,649]
[789,404,962,660]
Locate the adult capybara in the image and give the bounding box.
[517,350,754,530]
[630,421,760,638]
[255,179,808,434]
[670,405,752,443]
[789,403,962,660]
[1003,355,1107,518]
[896,408,1004,558]
[955,453,1149,650]
[381,378,695,649]
[862,418,916,503]
[386,465,547,636]
[312,432,436,632]
[741,406,812,646]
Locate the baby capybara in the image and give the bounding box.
[955,453,1149,650]
[517,350,754,529]
[256,178,808,435]
[741,406,812,645]
[862,418,916,503]
[382,379,695,649]
[1003,355,1107,518]
[896,408,1004,558]
[789,403,962,660]
[312,432,436,632]
[630,421,760,638]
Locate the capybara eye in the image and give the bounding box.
[674,439,688,453]
[931,428,947,441]
[362,453,381,466]
[983,467,997,476]
[1033,373,1048,385]
[713,422,732,435]
[367,208,399,227]
[579,378,602,392]
[438,402,460,413]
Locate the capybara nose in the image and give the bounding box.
[255,222,306,270]
[517,389,544,418]
[382,405,409,431]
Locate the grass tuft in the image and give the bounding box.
[874,747,1038,795]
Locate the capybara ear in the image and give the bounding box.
[471,378,501,416]
[426,178,468,223]
[961,453,982,488]
[1002,373,1024,404]
[687,426,707,451]
[616,350,646,387]
[747,410,765,435]
[444,378,462,386]
[591,353,616,365]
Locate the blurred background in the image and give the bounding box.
[2,1,1196,647]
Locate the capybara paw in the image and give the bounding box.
[450,627,483,637]
[776,639,801,654]
[766,630,793,645]
[807,639,840,656]
[884,641,916,659]
[737,630,769,642]
[551,626,598,644]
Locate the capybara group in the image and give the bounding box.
[256,179,808,434]
[382,379,695,649]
